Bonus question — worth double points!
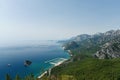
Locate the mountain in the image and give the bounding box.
[63,29,120,59]
[94,37,120,59]
[71,34,91,42]
[40,29,120,80]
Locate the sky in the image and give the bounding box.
[0,0,120,44]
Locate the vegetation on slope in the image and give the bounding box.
[5,73,38,80]
[50,58,120,80]
[63,30,120,59]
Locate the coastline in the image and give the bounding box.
[37,46,71,79]
[37,58,68,79]
[38,71,47,78]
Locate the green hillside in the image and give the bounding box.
[6,58,120,80]
[50,58,120,80]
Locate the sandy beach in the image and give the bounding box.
[37,58,68,79]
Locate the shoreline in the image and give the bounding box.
[37,71,47,78]
[37,46,71,79]
[37,58,68,79]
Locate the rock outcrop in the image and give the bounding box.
[95,38,120,59]
[63,29,120,59]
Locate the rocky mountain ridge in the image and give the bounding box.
[95,37,120,59]
[63,29,120,59]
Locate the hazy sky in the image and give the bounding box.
[0,0,120,44]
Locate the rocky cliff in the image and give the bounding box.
[63,29,120,59]
[95,37,120,59]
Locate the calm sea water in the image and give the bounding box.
[0,42,69,80]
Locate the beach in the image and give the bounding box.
[37,47,71,79]
[37,58,68,79]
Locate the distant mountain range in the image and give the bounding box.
[62,29,120,59]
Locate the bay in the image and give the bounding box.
[0,41,69,80]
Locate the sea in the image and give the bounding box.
[0,41,69,80]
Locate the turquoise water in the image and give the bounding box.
[0,42,69,80]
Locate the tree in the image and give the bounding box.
[15,74,21,80]
[5,74,11,80]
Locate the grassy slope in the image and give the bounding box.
[51,58,120,80]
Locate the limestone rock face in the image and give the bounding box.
[63,29,120,59]
[95,40,120,59]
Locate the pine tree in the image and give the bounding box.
[5,74,11,80]
[30,73,34,80]
[15,74,21,80]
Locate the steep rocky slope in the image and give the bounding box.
[95,38,120,59]
[63,29,120,59]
